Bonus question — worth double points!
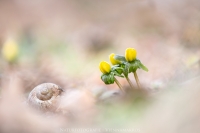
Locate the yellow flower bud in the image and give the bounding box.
[125,48,137,62]
[109,53,121,65]
[2,39,19,62]
[99,61,111,74]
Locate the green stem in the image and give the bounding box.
[114,77,125,92]
[133,72,141,89]
[125,76,135,89]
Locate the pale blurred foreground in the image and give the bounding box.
[1,71,200,133]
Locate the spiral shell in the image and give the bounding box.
[28,83,64,112]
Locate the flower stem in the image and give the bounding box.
[125,76,135,89]
[133,72,141,89]
[114,77,125,92]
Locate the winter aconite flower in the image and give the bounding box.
[125,48,137,62]
[109,53,121,65]
[99,61,111,74]
[99,61,124,92]
[2,38,19,62]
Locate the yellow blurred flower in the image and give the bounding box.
[109,53,121,65]
[99,61,111,74]
[125,48,137,62]
[2,39,19,62]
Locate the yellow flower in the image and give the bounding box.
[99,61,111,74]
[125,48,137,62]
[2,39,19,62]
[109,53,121,65]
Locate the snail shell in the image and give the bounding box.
[28,83,64,112]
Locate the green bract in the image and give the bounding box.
[101,73,115,84]
[114,54,148,73]
[101,66,124,84]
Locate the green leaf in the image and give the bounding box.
[101,74,109,84]
[113,71,124,77]
[114,67,123,75]
[114,55,126,62]
[102,73,115,84]
[128,59,141,72]
[139,63,148,72]
[123,65,129,77]
[116,69,123,75]
[135,59,148,72]
[111,66,124,77]
[109,73,115,83]
[112,65,122,71]
[130,59,149,72]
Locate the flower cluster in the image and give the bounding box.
[99,48,148,91]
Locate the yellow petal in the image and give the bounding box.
[2,39,19,62]
[99,61,111,74]
[125,48,137,62]
[109,53,121,65]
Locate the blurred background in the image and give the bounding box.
[0,0,200,133]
